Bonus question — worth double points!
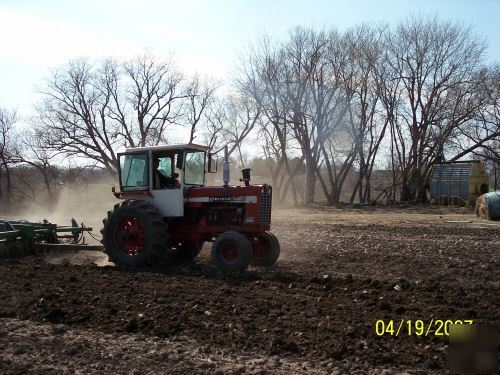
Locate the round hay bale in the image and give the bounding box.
[476,192,500,221]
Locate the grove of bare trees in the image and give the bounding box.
[238,17,499,205]
[1,16,499,211]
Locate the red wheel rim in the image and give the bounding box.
[114,217,145,256]
[220,242,239,263]
[252,236,267,258]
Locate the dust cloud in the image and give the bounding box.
[13,183,117,245]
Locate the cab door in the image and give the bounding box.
[150,153,184,217]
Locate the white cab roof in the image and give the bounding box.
[125,143,209,153]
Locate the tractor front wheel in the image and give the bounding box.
[211,232,251,272]
[250,232,280,267]
[101,200,168,267]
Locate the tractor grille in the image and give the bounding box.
[260,186,271,224]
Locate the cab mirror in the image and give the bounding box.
[176,151,184,169]
[208,152,218,173]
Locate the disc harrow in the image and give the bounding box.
[0,219,101,259]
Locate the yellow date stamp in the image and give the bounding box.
[375,319,474,337]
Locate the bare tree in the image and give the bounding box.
[344,25,388,204]
[0,108,17,204]
[201,99,225,150]
[122,54,185,146]
[35,59,120,175]
[281,28,330,205]
[448,64,500,161]
[240,27,387,205]
[221,95,262,167]
[14,128,60,204]
[313,27,381,206]
[259,124,304,206]
[383,16,488,202]
[479,141,500,190]
[238,35,307,205]
[184,75,218,143]
[35,54,196,176]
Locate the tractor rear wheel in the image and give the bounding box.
[101,200,168,267]
[249,232,280,267]
[211,231,251,272]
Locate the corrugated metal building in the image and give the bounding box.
[430,160,489,205]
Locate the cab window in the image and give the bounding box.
[184,151,205,186]
[120,153,148,190]
[156,156,173,176]
[153,154,176,189]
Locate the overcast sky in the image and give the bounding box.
[1,0,499,115]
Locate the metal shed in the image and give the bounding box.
[430,160,489,205]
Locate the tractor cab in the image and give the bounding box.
[116,144,216,217]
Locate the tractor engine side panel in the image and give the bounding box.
[186,185,271,226]
[167,185,272,245]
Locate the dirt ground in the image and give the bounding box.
[0,207,499,374]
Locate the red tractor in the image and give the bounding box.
[101,144,280,271]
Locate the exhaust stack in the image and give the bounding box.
[223,146,230,187]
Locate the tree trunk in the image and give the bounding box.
[0,167,3,199]
[400,175,411,202]
[4,163,11,194]
[42,169,54,206]
[349,179,360,203]
[495,164,498,191]
[358,178,364,204]
[304,153,316,205]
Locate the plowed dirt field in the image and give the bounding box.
[1,208,498,374]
